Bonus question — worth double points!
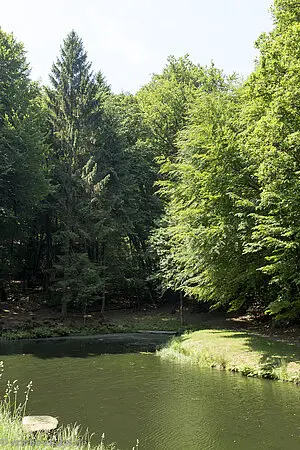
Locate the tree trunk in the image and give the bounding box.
[101,242,106,314]
[61,293,69,319]
[180,291,184,326]
[0,281,7,303]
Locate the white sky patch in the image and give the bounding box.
[96,18,152,66]
[1,0,273,93]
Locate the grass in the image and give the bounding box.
[159,329,300,383]
[0,410,116,450]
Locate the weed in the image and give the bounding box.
[0,362,117,449]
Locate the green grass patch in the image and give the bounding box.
[159,329,300,383]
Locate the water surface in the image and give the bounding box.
[0,334,299,449]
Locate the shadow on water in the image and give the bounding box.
[0,333,172,359]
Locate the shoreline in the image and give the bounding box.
[0,330,176,342]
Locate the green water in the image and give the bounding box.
[0,334,300,450]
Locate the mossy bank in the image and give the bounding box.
[159,329,300,384]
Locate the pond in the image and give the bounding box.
[0,333,300,449]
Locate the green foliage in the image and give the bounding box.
[42,31,101,314]
[0,29,48,279]
[147,2,300,320]
[149,72,263,308]
[137,55,229,158]
[42,31,160,312]
[4,0,300,322]
[239,0,300,319]
[45,30,100,166]
[54,253,103,310]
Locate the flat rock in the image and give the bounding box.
[22,415,58,432]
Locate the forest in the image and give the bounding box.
[1,0,300,322]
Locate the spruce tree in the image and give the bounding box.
[45,31,100,316]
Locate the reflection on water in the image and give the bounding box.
[0,333,171,358]
[0,334,299,450]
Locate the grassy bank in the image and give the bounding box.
[0,409,115,450]
[159,329,300,383]
[0,367,126,450]
[0,390,117,450]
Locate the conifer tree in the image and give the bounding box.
[45,31,100,316]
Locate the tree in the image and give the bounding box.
[239,0,300,319]
[105,93,162,303]
[84,93,161,308]
[151,85,266,308]
[142,57,242,305]
[0,29,47,287]
[137,55,228,158]
[43,31,161,314]
[44,30,100,316]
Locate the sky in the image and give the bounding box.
[1,0,273,94]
